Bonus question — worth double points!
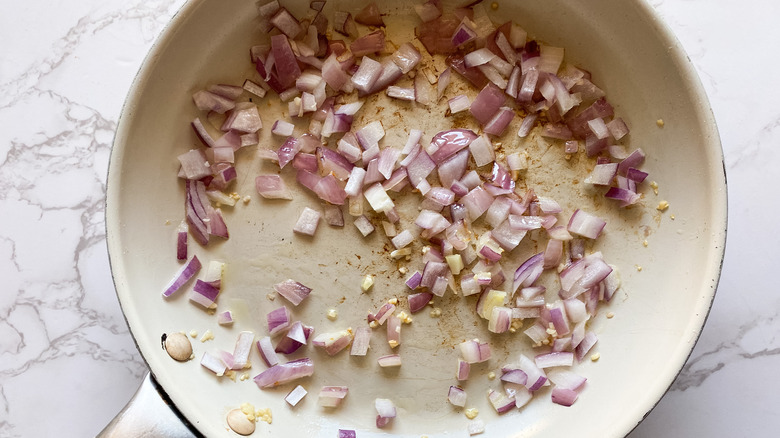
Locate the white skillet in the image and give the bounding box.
[104,0,726,436]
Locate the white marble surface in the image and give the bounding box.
[0,0,776,436]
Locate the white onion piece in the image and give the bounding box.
[464,48,496,68]
[535,352,574,368]
[468,134,495,167]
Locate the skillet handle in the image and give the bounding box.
[97,373,198,438]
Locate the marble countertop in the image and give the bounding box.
[1,0,776,436]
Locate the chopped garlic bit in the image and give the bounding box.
[240,403,256,422]
[670,214,676,220]
[369,321,379,328]
[267,293,276,301]
[199,329,214,342]
[656,200,670,211]
[643,240,648,247]
[225,370,237,381]
[391,248,412,259]
[388,340,399,348]
[591,352,601,361]
[656,118,664,127]
[388,297,398,305]
[397,311,413,324]
[242,195,251,204]
[446,254,464,275]
[606,312,615,319]
[464,408,479,419]
[255,408,272,424]
[361,275,375,292]
[635,265,643,272]
[240,373,250,381]
[487,371,496,380]
[189,330,198,338]
[429,307,442,318]
[398,266,409,275]
[650,180,659,195]
[327,308,338,320]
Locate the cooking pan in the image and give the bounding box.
[103,0,727,436]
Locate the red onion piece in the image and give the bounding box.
[448,386,467,407]
[293,207,321,236]
[192,90,236,114]
[312,329,354,355]
[190,279,220,308]
[470,83,506,125]
[547,369,587,391]
[200,352,226,376]
[513,252,544,292]
[267,306,292,336]
[407,292,432,314]
[387,86,416,101]
[535,351,574,368]
[253,358,314,388]
[483,106,515,136]
[350,326,371,356]
[271,34,302,89]
[501,368,529,386]
[177,149,211,180]
[333,11,357,37]
[273,279,313,306]
[257,336,280,367]
[275,321,307,354]
[338,430,356,438]
[456,358,471,380]
[567,209,606,239]
[231,331,254,369]
[551,387,578,406]
[351,30,386,57]
[447,53,489,88]
[452,19,477,47]
[415,1,442,23]
[416,16,459,55]
[319,386,349,408]
[387,315,401,348]
[377,354,402,367]
[355,2,384,27]
[405,271,423,290]
[162,255,201,298]
[324,205,344,227]
[375,398,397,428]
[285,385,307,407]
[255,175,293,200]
[488,389,516,414]
[353,215,375,236]
[217,310,233,326]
